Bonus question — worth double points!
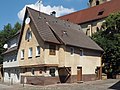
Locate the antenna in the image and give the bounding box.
[38,0,42,18]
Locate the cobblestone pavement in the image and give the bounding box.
[0,79,120,90]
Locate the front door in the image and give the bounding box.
[77,67,82,81]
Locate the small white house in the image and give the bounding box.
[3,31,20,84]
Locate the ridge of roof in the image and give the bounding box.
[59,0,120,24]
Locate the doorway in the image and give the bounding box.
[77,67,82,81]
[96,67,102,80]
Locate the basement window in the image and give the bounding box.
[31,68,35,75]
[49,68,56,77]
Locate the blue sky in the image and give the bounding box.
[0,0,89,30]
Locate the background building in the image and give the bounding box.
[89,0,111,7]
[3,31,20,84]
[60,0,119,36]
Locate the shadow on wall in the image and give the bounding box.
[109,80,120,90]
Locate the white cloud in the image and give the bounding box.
[18,1,75,21]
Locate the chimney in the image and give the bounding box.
[50,11,56,17]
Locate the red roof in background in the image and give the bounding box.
[59,0,120,24]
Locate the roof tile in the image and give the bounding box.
[25,7,103,51]
[59,0,120,24]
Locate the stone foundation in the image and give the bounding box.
[71,74,96,82]
[82,74,96,81]
[21,74,98,85]
[21,76,59,85]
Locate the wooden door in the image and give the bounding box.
[77,67,82,81]
[96,67,102,80]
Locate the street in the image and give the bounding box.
[0,79,120,90]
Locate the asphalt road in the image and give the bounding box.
[0,79,120,90]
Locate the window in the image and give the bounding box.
[96,0,100,5]
[70,47,74,56]
[36,46,40,57]
[98,11,104,16]
[21,49,24,59]
[49,44,56,55]
[96,27,100,32]
[28,47,32,58]
[80,49,83,56]
[23,68,27,73]
[49,68,55,77]
[25,28,32,41]
[86,29,90,36]
[31,68,35,75]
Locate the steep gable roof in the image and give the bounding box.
[19,7,103,51]
[59,0,120,24]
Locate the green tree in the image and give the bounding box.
[92,12,120,78]
[0,22,21,64]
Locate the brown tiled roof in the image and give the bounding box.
[19,7,103,51]
[59,0,120,24]
[2,46,17,55]
[48,22,103,51]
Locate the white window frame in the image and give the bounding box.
[70,47,74,56]
[28,47,32,58]
[21,49,24,59]
[36,46,40,57]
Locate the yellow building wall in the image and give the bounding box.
[44,43,59,65]
[17,23,45,67]
[58,45,66,67]
[81,56,101,74]
[63,46,101,75]
[17,20,102,77]
[90,0,111,7]
[81,19,105,36]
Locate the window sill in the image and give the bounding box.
[21,58,24,60]
[28,57,32,59]
[49,54,56,55]
[36,55,40,58]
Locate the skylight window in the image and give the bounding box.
[98,11,104,16]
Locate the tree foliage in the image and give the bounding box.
[0,22,21,64]
[92,12,120,78]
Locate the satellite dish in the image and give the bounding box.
[25,17,31,24]
[3,44,8,49]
